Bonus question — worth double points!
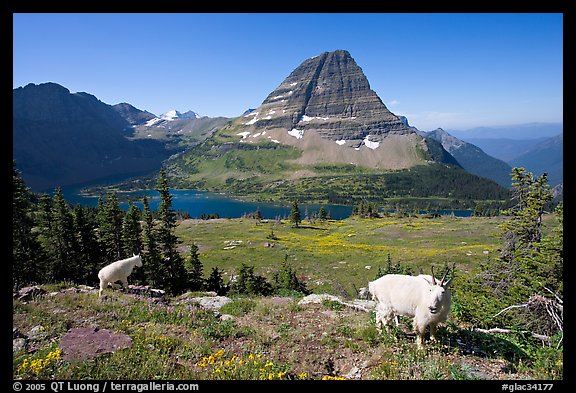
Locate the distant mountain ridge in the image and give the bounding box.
[13,83,196,191]
[418,128,513,187]
[508,134,563,186]
[448,122,562,140]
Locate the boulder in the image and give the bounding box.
[59,327,132,361]
[15,286,46,301]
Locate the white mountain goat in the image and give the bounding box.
[368,266,452,348]
[98,254,143,297]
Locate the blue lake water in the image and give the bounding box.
[61,187,354,220]
[60,186,473,220]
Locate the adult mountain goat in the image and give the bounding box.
[98,254,143,297]
[368,267,452,348]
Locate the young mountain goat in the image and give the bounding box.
[368,266,452,348]
[98,254,143,297]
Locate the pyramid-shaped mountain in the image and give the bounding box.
[169,50,510,206]
[217,49,452,170]
[250,49,407,139]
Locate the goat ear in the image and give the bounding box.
[443,277,453,288]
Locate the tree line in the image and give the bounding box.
[13,162,309,297]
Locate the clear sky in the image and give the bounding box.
[13,13,563,131]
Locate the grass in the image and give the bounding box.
[175,214,508,296]
[13,214,562,380]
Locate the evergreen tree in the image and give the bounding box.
[122,203,143,256]
[50,188,80,282]
[230,263,272,296]
[185,243,204,291]
[97,192,125,262]
[471,168,562,330]
[73,205,103,284]
[499,168,553,261]
[289,199,302,228]
[141,196,165,289]
[318,206,328,222]
[13,162,46,288]
[156,168,188,294]
[205,267,225,295]
[35,193,56,266]
[273,255,309,295]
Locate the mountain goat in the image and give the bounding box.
[368,266,452,348]
[98,254,143,297]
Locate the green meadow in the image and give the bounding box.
[14,213,562,380]
[175,214,512,295]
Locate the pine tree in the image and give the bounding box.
[185,243,204,291]
[73,205,103,284]
[289,199,302,228]
[97,192,125,262]
[206,267,225,295]
[318,206,328,222]
[156,168,188,294]
[13,162,47,288]
[122,203,143,256]
[50,188,80,282]
[141,196,165,289]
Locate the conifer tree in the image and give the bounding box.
[206,267,225,295]
[141,196,165,289]
[50,187,80,282]
[289,199,302,228]
[73,205,103,284]
[13,162,46,288]
[122,203,143,256]
[156,168,188,294]
[318,206,328,222]
[97,192,125,262]
[185,243,204,291]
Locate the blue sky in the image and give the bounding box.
[13,13,563,131]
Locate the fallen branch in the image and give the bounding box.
[473,327,552,343]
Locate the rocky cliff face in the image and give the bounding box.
[422,128,512,187]
[237,50,410,143]
[113,103,156,126]
[13,83,175,191]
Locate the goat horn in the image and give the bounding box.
[430,266,437,285]
[439,267,450,286]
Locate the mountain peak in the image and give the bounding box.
[215,50,454,171]
[160,109,200,121]
[240,49,408,142]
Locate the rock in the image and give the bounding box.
[343,366,363,379]
[13,338,27,354]
[298,293,376,312]
[177,296,233,311]
[27,325,47,340]
[220,314,235,321]
[13,328,25,339]
[15,286,46,301]
[357,287,371,299]
[298,294,341,305]
[193,296,233,311]
[127,285,166,298]
[59,327,132,361]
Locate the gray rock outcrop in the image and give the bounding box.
[245,50,411,143]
